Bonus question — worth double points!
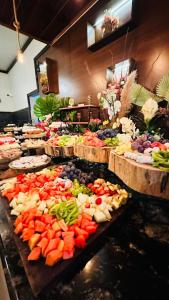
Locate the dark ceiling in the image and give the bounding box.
[0,0,95,43]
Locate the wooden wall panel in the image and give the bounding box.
[38,0,169,104]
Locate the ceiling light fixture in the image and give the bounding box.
[12,0,23,63]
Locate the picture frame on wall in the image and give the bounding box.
[87,0,136,51]
[27,89,40,124]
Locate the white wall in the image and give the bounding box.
[9,39,46,111]
[0,72,14,112]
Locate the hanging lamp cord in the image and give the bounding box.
[12,0,21,50]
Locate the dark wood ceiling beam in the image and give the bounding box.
[39,0,70,38]
[0,0,99,43]
[52,0,100,45]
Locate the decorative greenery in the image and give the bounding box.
[130,83,160,106]
[34,93,70,121]
[156,72,169,102]
[68,110,77,122]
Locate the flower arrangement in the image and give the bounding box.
[101,9,119,38]
[141,98,158,122]
[88,118,102,132]
[98,77,126,121]
[119,117,139,138]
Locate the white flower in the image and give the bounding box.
[120,117,139,137]
[114,100,121,114]
[141,98,158,121]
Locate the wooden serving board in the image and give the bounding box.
[2,197,127,296]
[109,151,169,200]
[74,144,111,163]
[45,144,74,157]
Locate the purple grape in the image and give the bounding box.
[138,146,144,153]
[131,142,139,150]
[143,141,151,148]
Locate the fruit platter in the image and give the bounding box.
[9,155,51,171]
[45,135,78,157]
[108,133,169,199]
[0,162,129,294]
[74,129,119,163]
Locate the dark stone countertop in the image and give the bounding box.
[0,162,169,300]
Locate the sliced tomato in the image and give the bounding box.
[58,219,68,232]
[28,220,35,229]
[24,214,35,225]
[45,249,62,266]
[52,221,61,232]
[57,240,64,252]
[37,175,46,184]
[87,183,93,189]
[28,247,41,261]
[28,233,41,250]
[85,225,97,235]
[97,188,105,196]
[63,249,74,260]
[19,184,29,193]
[41,230,47,238]
[41,214,53,224]
[68,225,76,232]
[74,227,89,239]
[14,222,23,235]
[21,228,35,241]
[39,191,49,201]
[47,229,55,240]
[14,215,23,227]
[5,192,16,201]
[37,237,49,256]
[62,231,74,238]
[44,238,60,257]
[75,235,86,248]
[81,213,92,221]
[76,215,82,227]
[81,219,92,229]
[35,220,46,233]
[63,237,75,251]
[49,190,56,197]
[55,231,62,238]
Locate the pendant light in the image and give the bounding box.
[12,0,23,62]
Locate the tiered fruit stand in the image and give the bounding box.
[74,144,111,163]
[108,151,169,200]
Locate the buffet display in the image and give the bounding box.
[1,164,128,261]
[0,162,128,293]
[0,67,169,295]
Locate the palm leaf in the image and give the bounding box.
[34,93,70,120]
[119,70,137,117]
[156,72,169,102]
[130,83,160,106]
